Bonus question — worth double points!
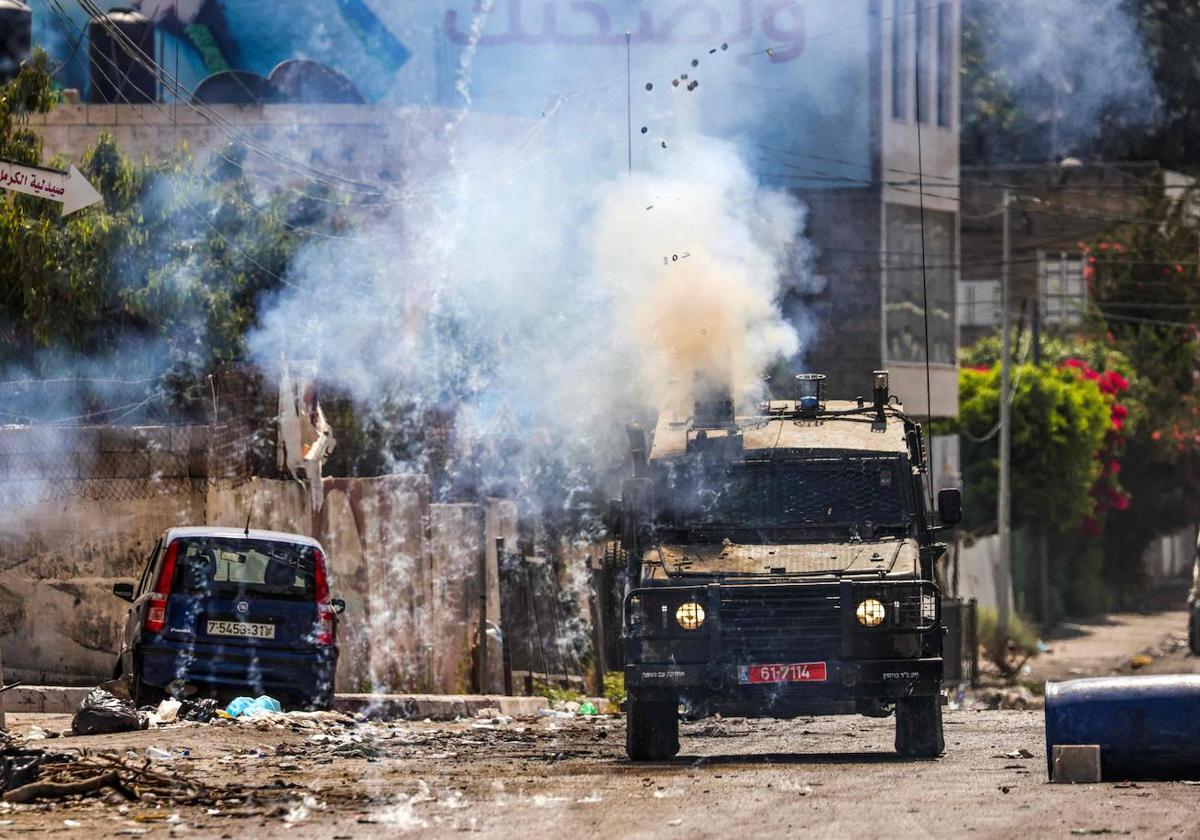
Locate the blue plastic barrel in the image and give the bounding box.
[1045,675,1200,781]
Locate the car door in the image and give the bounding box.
[122,539,161,671]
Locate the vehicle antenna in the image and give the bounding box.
[914,17,935,509]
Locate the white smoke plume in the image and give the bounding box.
[249,108,809,486]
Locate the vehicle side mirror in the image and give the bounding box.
[938,488,963,526]
[112,582,135,602]
[331,598,346,615]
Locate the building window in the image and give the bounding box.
[915,0,929,123]
[884,204,957,365]
[937,2,952,128]
[1039,252,1087,326]
[891,0,907,121]
[959,280,1001,327]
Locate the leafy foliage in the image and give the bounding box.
[1081,189,1200,593]
[0,55,338,422]
[949,364,1110,536]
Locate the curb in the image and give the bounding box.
[4,686,611,721]
[334,693,552,720]
[4,686,92,714]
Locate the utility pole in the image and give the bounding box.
[998,189,1014,645]
[1030,292,1049,624]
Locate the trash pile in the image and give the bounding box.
[66,682,310,738]
[1,689,372,819]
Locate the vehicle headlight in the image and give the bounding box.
[856,598,886,627]
[675,601,706,631]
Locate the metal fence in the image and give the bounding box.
[942,597,979,688]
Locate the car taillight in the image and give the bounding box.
[313,549,334,646]
[144,540,179,634]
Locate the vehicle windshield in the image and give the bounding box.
[654,456,911,540]
[171,538,318,602]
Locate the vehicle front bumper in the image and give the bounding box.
[626,657,943,696]
[139,639,337,699]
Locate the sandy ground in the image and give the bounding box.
[2,705,1199,840]
[1028,579,1196,683]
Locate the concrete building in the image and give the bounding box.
[959,161,1194,347]
[791,0,961,419]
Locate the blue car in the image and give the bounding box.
[112,527,344,709]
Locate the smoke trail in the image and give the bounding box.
[963,0,1158,161]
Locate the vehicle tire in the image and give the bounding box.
[895,695,945,758]
[300,685,335,712]
[1189,608,1200,657]
[603,541,627,570]
[130,660,160,709]
[625,696,680,761]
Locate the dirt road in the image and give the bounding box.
[1029,579,1196,683]
[3,705,1198,840]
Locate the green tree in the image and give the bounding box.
[0,53,337,422]
[1083,187,1200,596]
[952,364,1111,536]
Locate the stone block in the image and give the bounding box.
[1052,744,1102,784]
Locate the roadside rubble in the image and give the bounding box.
[974,685,1045,711]
[0,687,620,831]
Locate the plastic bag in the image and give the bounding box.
[154,698,182,724]
[179,698,219,723]
[225,695,282,718]
[71,687,144,736]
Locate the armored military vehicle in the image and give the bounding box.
[612,372,961,760]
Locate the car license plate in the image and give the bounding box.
[738,662,827,684]
[206,620,275,640]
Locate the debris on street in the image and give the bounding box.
[71,684,143,737]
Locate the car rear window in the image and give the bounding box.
[171,538,318,602]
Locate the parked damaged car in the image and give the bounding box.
[112,527,344,709]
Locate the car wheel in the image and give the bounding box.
[1189,608,1200,657]
[895,695,945,758]
[130,660,161,709]
[625,696,680,761]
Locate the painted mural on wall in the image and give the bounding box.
[30,0,874,184]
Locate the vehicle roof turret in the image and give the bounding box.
[648,400,912,462]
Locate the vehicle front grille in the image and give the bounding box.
[718,585,841,662]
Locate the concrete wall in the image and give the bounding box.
[1142,525,1196,581]
[0,426,210,684]
[0,428,519,693]
[26,103,525,185]
[955,533,1009,612]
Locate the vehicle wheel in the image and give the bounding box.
[297,686,335,712]
[1189,609,1200,657]
[130,660,160,709]
[895,695,945,758]
[625,696,680,761]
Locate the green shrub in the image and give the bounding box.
[603,671,626,707]
[532,679,584,704]
[977,605,1040,672]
